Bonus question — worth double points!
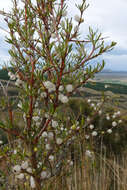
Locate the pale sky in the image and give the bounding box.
[0,0,127,71]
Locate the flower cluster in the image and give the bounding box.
[8,71,16,80]
[58,94,69,103]
[43,81,56,93]
[8,71,24,86]
[12,161,32,180]
[66,84,73,92]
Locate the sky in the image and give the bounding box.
[0,0,127,71]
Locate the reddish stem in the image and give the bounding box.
[27,59,35,129]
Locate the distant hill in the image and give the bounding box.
[0,69,9,80]
[0,68,127,94]
[100,69,113,73]
[100,69,127,73]
[85,82,127,94]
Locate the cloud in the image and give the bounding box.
[0,0,12,11]
[0,43,10,65]
[67,0,127,70]
[0,0,127,70]
[67,0,127,44]
[104,54,127,71]
[108,47,127,56]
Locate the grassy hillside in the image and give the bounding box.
[85,82,127,94]
[0,69,9,80]
[0,68,127,94]
[1,70,127,189]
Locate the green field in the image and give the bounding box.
[85,82,127,94]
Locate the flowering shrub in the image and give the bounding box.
[0,0,117,189]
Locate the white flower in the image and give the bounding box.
[87,117,90,122]
[80,79,83,83]
[76,121,79,125]
[66,84,73,92]
[69,161,73,166]
[35,102,38,108]
[49,155,54,161]
[98,110,102,115]
[72,136,76,140]
[74,15,80,22]
[89,124,94,130]
[52,120,58,128]
[36,121,41,127]
[13,149,17,154]
[112,114,116,119]
[48,132,54,140]
[77,126,80,130]
[91,103,95,107]
[67,160,73,166]
[33,116,40,122]
[26,167,32,173]
[30,176,36,188]
[92,131,97,136]
[118,120,122,124]
[117,111,121,115]
[69,161,74,166]
[23,113,26,122]
[15,79,23,86]
[37,162,42,168]
[87,99,91,103]
[56,138,63,145]
[85,135,90,139]
[107,129,112,134]
[59,85,64,91]
[10,74,16,80]
[8,72,16,80]
[43,81,56,92]
[21,161,29,170]
[17,101,22,109]
[85,150,92,158]
[41,171,47,179]
[46,144,51,150]
[0,140,3,145]
[13,165,21,174]
[42,131,48,138]
[106,116,110,120]
[112,121,117,127]
[61,96,68,103]
[97,102,102,107]
[16,173,24,180]
[45,113,50,119]
[58,94,69,103]
[104,85,108,88]
[8,71,12,77]
[41,92,47,98]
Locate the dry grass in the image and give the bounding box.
[0,91,127,189]
[43,152,127,190]
[0,137,127,189]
